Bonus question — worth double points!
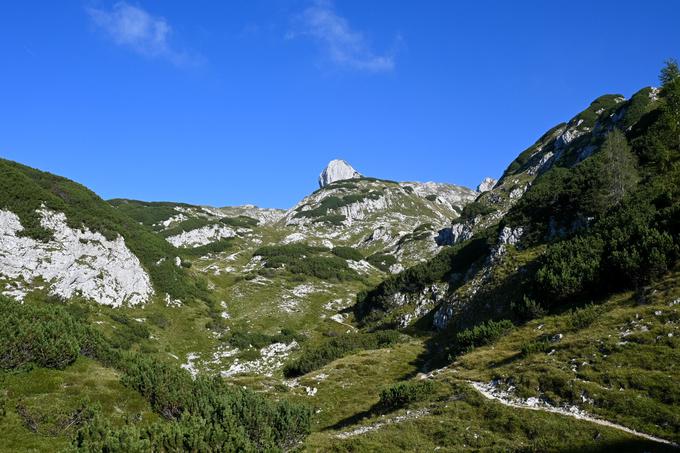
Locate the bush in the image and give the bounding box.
[283,330,402,377]
[565,304,602,330]
[378,380,436,411]
[253,244,359,281]
[0,298,92,369]
[332,246,363,261]
[511,295,546,321]
[219,215,258,228]
[455,201,495,223]
[520,338,552,357]
[365,253,397,272]
[447,319,514,358]
[180,238,236,257]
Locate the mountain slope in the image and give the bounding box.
[0,159,205,306]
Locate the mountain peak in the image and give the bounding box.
[477,177,497,192]
[318,159,362,188]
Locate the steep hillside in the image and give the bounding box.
[357,83,675,331]
[0,159,205,306]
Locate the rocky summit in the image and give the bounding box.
[318,159,362,188]
[476,176,497,192]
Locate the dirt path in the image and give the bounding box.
[470,381,678,448]
[335,409,429,439]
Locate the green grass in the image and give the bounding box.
[451,270,680,443]
[0,357,156,453]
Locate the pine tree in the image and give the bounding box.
[660,58,680,86]
[596,129,638,210]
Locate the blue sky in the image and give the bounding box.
[1,1,679,208]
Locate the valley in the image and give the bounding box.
[1,65,679,452]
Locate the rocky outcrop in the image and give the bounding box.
[166,224,237,248]
[477,177,497,193]
[0,207,153,307]
[318,159,362,188]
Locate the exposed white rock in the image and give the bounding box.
[0,208,153,307]
[164,293,182,307]
[156,213,188,229]
[282,232,307,244]
[477,177,497,193]
[181,353,201,378]
[405,181,477,209]
[318,159,362,188]
[166,224,236,248]
[221,341,299,377]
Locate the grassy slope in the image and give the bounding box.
[0,358,156,452]
[295,271,680,450]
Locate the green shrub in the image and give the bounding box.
[0,298,91,369]
[314,213,346,226]
[520,338,552,357]
[219,215,258,228]
[366,253,397,272]
[108,199,185,228]
[448,320,514,358]
[378,380,436,411]
[565,304,602,330]
[455,201,495,223]
[283,330,403,377]
[180,238,236,257]
[511,295,546,321]
[253,244,359,281]
[332,246,363,261]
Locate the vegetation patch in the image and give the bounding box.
[283,330,403,377]
[378,380,436,411]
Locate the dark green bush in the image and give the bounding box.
[447,320,514,358]
[378,380,436,411]
[0,298,90,369]
[283,330,403,377]
[254,244,358,281]
[219,215,259,228]
[365,253,397,272]
[0,297,312,451]
[332,246,363,261]
[520,339,552,357]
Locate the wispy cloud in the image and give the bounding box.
[289,0,397,73]
[87,2,198,66]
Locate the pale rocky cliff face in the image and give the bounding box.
[477,177,497,193]
[318,159,362,188]
[0,207,153,307]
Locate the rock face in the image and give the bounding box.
[477,177,497,193]
[318,159,362,188]
[0,207,153,307]
[167,224,236,248]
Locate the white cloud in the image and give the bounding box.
[87,2,197,66]
[289,0,397,72]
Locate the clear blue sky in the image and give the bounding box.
[1,1,679,208]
